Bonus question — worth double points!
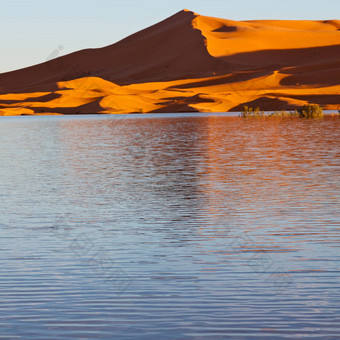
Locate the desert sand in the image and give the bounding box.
[0,9,339,115]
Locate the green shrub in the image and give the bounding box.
[297,104,323,118]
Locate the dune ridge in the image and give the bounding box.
[0,9,339,115]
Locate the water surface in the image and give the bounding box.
[0,114,340,339]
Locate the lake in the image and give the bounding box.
[0,114,339,339]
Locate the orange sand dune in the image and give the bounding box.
[0,9,339,115]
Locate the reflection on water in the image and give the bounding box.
[0,114,339,339]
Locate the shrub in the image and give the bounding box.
[240,105,324,119]
[297,104,323,118]
[241,107,298,118]
[269,110,298,118]
[241,106,264,118]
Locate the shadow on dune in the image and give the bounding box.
[150,94,215,113]
[0,10,217,94]
[230,97,295,112]
[224,44,340,86]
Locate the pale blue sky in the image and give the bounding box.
[1,0,339,73]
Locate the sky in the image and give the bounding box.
[1,0,339,73]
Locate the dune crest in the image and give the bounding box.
[0,10,339,115]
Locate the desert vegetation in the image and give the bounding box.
[241,105,324,118]
[297,104,324,118]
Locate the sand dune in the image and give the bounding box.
[0,9,339,115]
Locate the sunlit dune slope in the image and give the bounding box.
[0,9,339,115]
